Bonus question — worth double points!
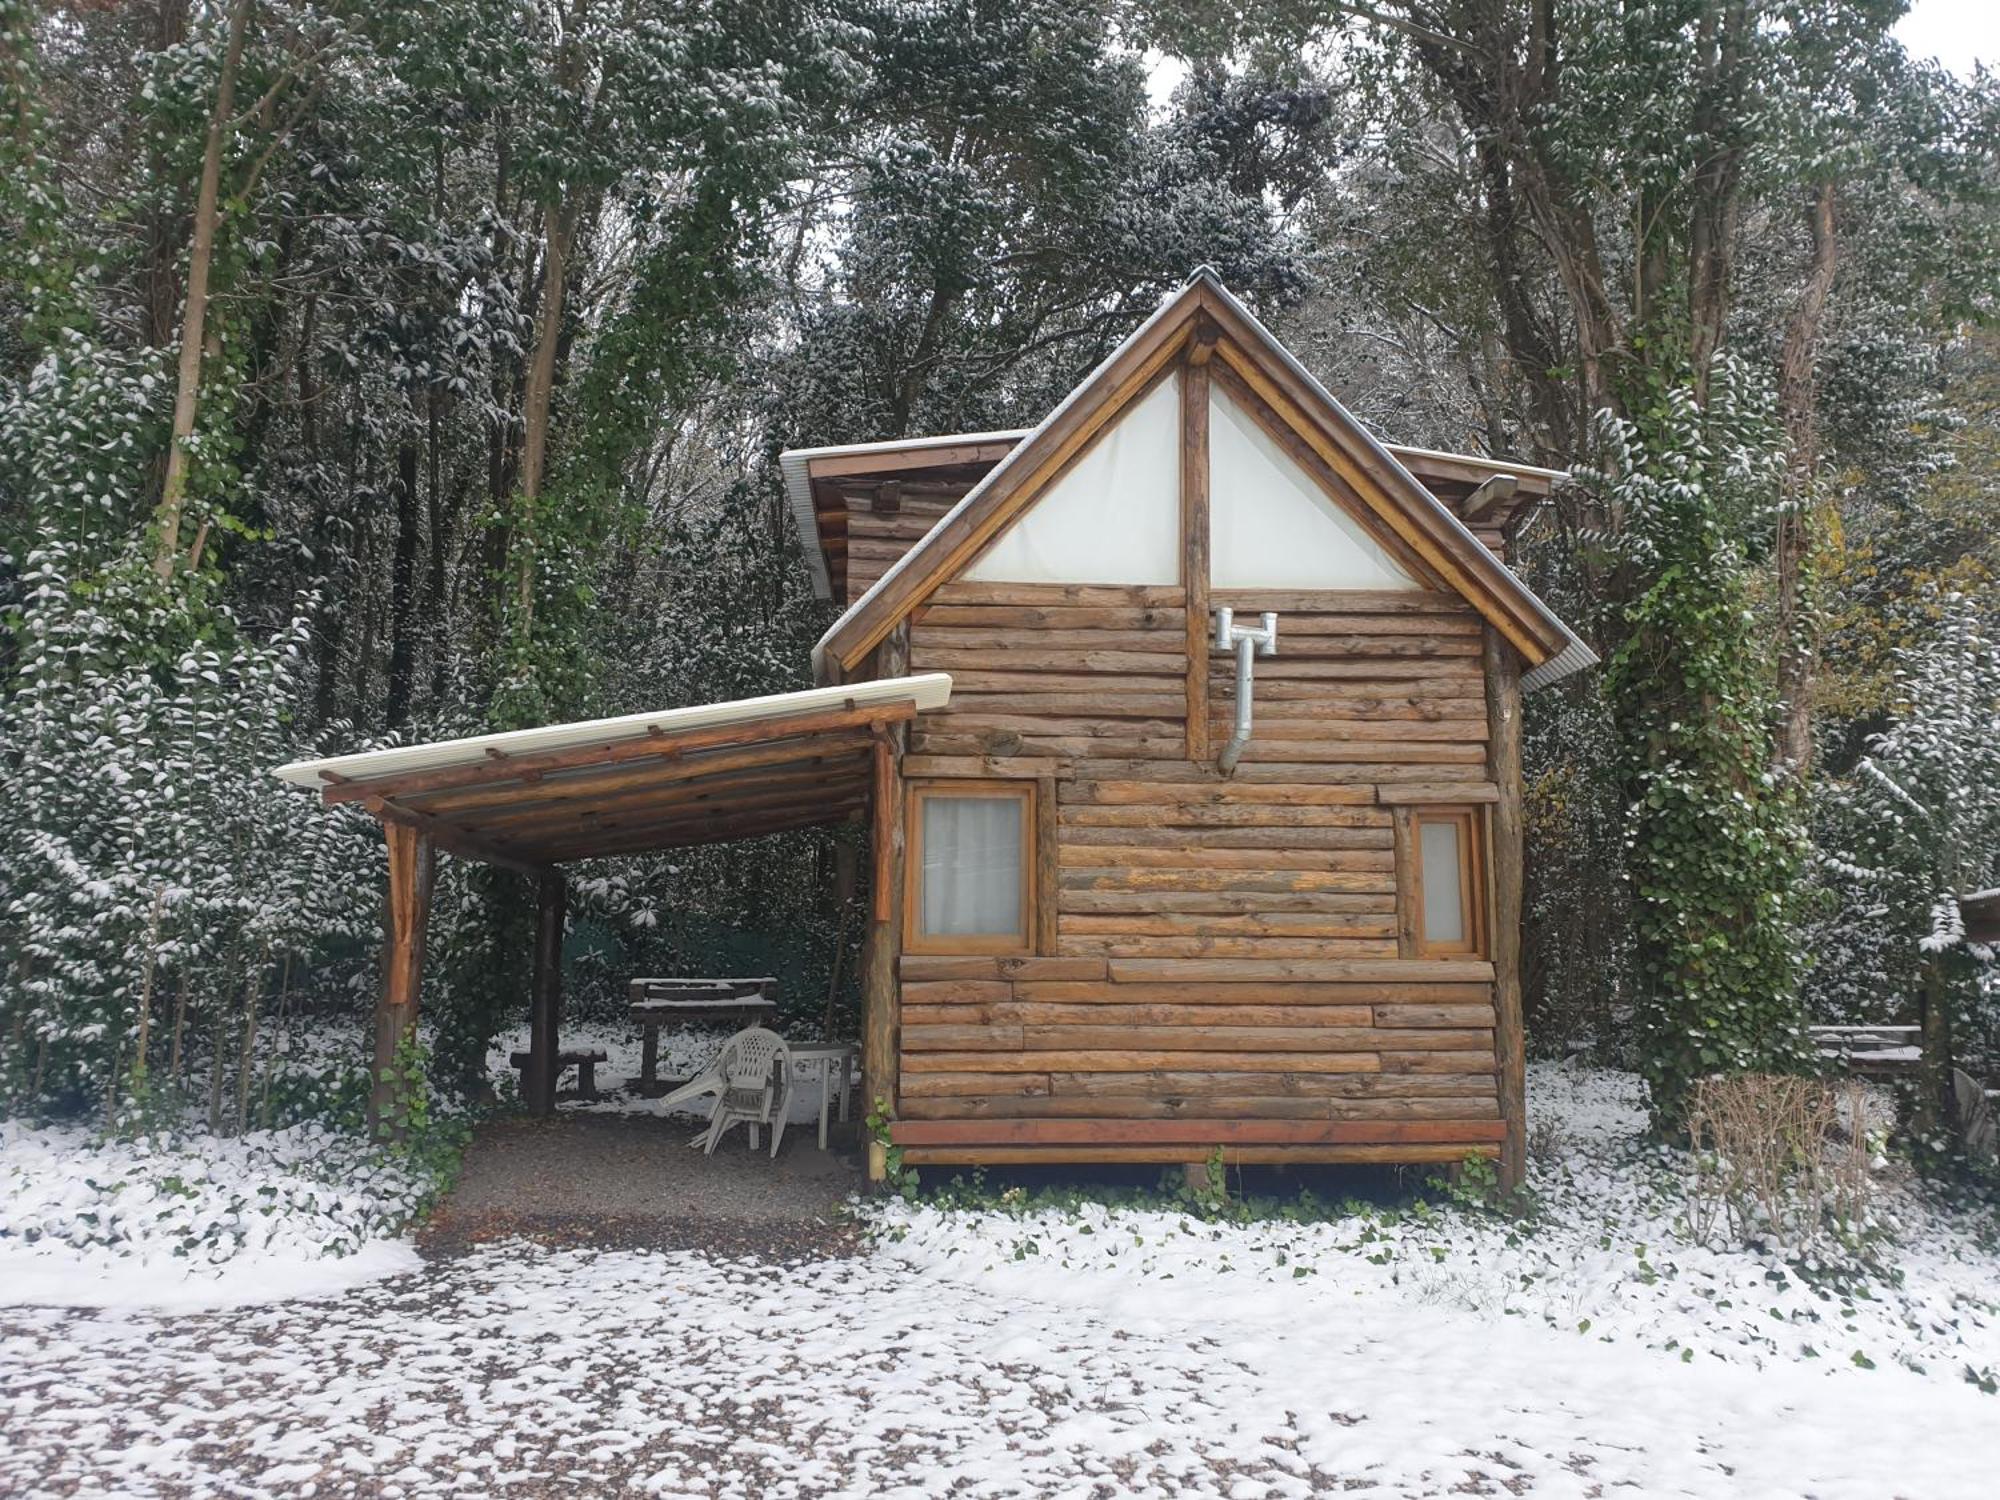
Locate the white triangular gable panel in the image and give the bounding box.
[966,373,1181,585]
[1209,384,1420,590]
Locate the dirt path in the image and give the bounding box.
[423,1110,865,1260]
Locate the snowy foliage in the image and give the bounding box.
[1583,360,1811,1122]
[0,1114,435,1269]
[1819,595,2000,1086]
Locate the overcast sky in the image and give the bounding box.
[1896,0,1999,75]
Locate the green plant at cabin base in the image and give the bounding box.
[1174,1146,1232,1213]
[866,1094,918,1198]
[1429,1151,1540,1220]
[375,1031,469,1212]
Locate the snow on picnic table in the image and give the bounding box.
[2,1063,1997,1497]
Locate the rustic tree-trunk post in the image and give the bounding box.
[153,0,253,579]
[1484,628,1528,1190]
[859,628,909,1184]
[1182,325,1214,761]
[1915,953,1955,1143]
[821,835,859,1041]
[526,867,566,1116]
[370,821,435,1136]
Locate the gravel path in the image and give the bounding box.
[5,1233,1993,1499]
[425,1111,865,1259]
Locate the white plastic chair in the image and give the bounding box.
[699,1028,792,1158]
[660,1048,728,1128]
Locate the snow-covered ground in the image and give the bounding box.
[0,1116,430,1309]
[870,1064,2000,1383]
[2,1063,1997,1497]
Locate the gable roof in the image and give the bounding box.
[782,431,1568,604]
[811,271,1595,692]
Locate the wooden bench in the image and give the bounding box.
[627,978,779,1095]
[1811,1025,1920,1078]
[508,1048,610,1100]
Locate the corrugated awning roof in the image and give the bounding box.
[272,676,951,871]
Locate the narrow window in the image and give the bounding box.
[1406,807,1485,957]
[906,782,1034,954]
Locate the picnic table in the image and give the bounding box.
[1811,1024,1921,1077]
[627,977,779,1095]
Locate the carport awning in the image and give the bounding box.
[272,675,951,872]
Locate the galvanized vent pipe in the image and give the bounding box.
[1213,607,1278,774]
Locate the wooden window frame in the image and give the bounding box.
[903,779,1037,956]
[1398,805,1489,959]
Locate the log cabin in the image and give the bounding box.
[276,271,1590,1191]
[785,271,1593,1187]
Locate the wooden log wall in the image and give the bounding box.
[844,482,972,599]
[891,580,1505,1167]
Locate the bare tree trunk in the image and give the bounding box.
[168,968,191,1083]
[153,0,254,580]
[258,954,292,1129]
[513,198,576,633]
[384,434,423,728]
[1772,183,1839,778]
[1916,954,1955,1143]
[140,0,195,348]
[132,888,167,1092]
[236,953,266,1134]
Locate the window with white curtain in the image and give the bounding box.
[909,783,1033,952]
[1410,808,1484,957]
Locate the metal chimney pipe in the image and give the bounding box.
[1214,608,1278,775]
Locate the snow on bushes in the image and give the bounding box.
[0,1116,434,1306]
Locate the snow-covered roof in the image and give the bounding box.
[272,676,950,790]
[271,676,953,869]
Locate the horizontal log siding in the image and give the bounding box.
[896,584,1501,1162]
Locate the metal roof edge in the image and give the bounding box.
[1520,637,1600,693]
[779,449,834,601]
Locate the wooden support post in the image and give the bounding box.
[1483,628,1527,1190]
[860,626,909,1183]
[370,821,435,1137]
[1034,774,1059,956]
[526,868,566,1117]
[871,731,894,924]
[1182,327,1214,762]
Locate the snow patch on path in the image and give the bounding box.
[3,1239,1995,1498]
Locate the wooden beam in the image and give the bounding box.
[872,730,894,923]
[1484,626,1528,1190]
[459,772,871,842]
[1034,775,1059,956]
[860,625,909,1182]
[526,869,565,1116]
[406,733,877,816]
[526,799,870,864]
[369,821,434,1136]
[807,439,1019,481]
[322,701,919,806]
[898,1142,1498,1166]
[888,1118,1506,1146]
[1182,342,1212,762]
[1459,472,1520,522]
[365,797,545,877]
